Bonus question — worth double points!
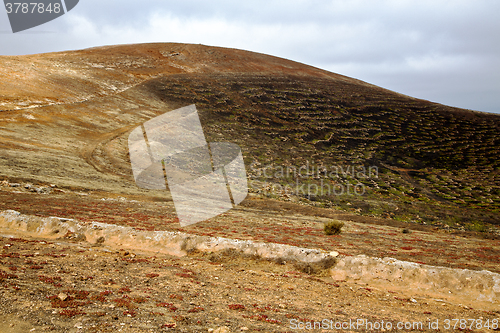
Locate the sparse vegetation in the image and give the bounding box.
[466,221,489,233]
[324,220,344,235]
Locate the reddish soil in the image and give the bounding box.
[1,186,499,275]
[1,231,499,333]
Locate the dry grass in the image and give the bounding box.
[324,220,344,235]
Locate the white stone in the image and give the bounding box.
[329,251,339,257]
[214,327,230,333]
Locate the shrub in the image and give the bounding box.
[467,221,488,233]
[324,220,344,235]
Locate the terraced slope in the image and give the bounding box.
[157,73,500,229]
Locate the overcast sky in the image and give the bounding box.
[1,0,499,113]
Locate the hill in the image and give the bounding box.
[0,43,498,230]
[0,43,499,331]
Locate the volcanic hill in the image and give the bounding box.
[0,43,498,230]
[0,43,500,332]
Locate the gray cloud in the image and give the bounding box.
[1,0,498,113]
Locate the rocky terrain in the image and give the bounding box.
[1,229,499,333]
[0,43,499,331]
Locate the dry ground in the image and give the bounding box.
[1,231,499,333]
[1,184,499,275]
[1,184,500,332]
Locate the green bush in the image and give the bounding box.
[466,221,488,233]
[324,220,344,235]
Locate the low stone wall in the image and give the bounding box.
[0,210,332,264]
[331,255,500,304]
[1,209,499,307]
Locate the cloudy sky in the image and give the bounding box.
[1,0,499,113]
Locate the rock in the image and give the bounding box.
[39,187,52,194]
[214,326,231,333]
[330,269,347,281]
[329,251,339,257]
[28,186,51,194]
[58,293,68,301]
[240,327,249,331]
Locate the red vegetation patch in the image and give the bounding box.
[228,304,246,311]
[187,306,204,313]
[123,310,137,317]
[29,265,43,269]
[117,286,131,293]
[161,323,176,329]
[113,297,135,309]
[38,275,62,287]
[156,302,177,312]
[243,314,281,324]
[49,296,90,309]
[64,289,90,300]
[132,296,147,304]
[169,294,183,301]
